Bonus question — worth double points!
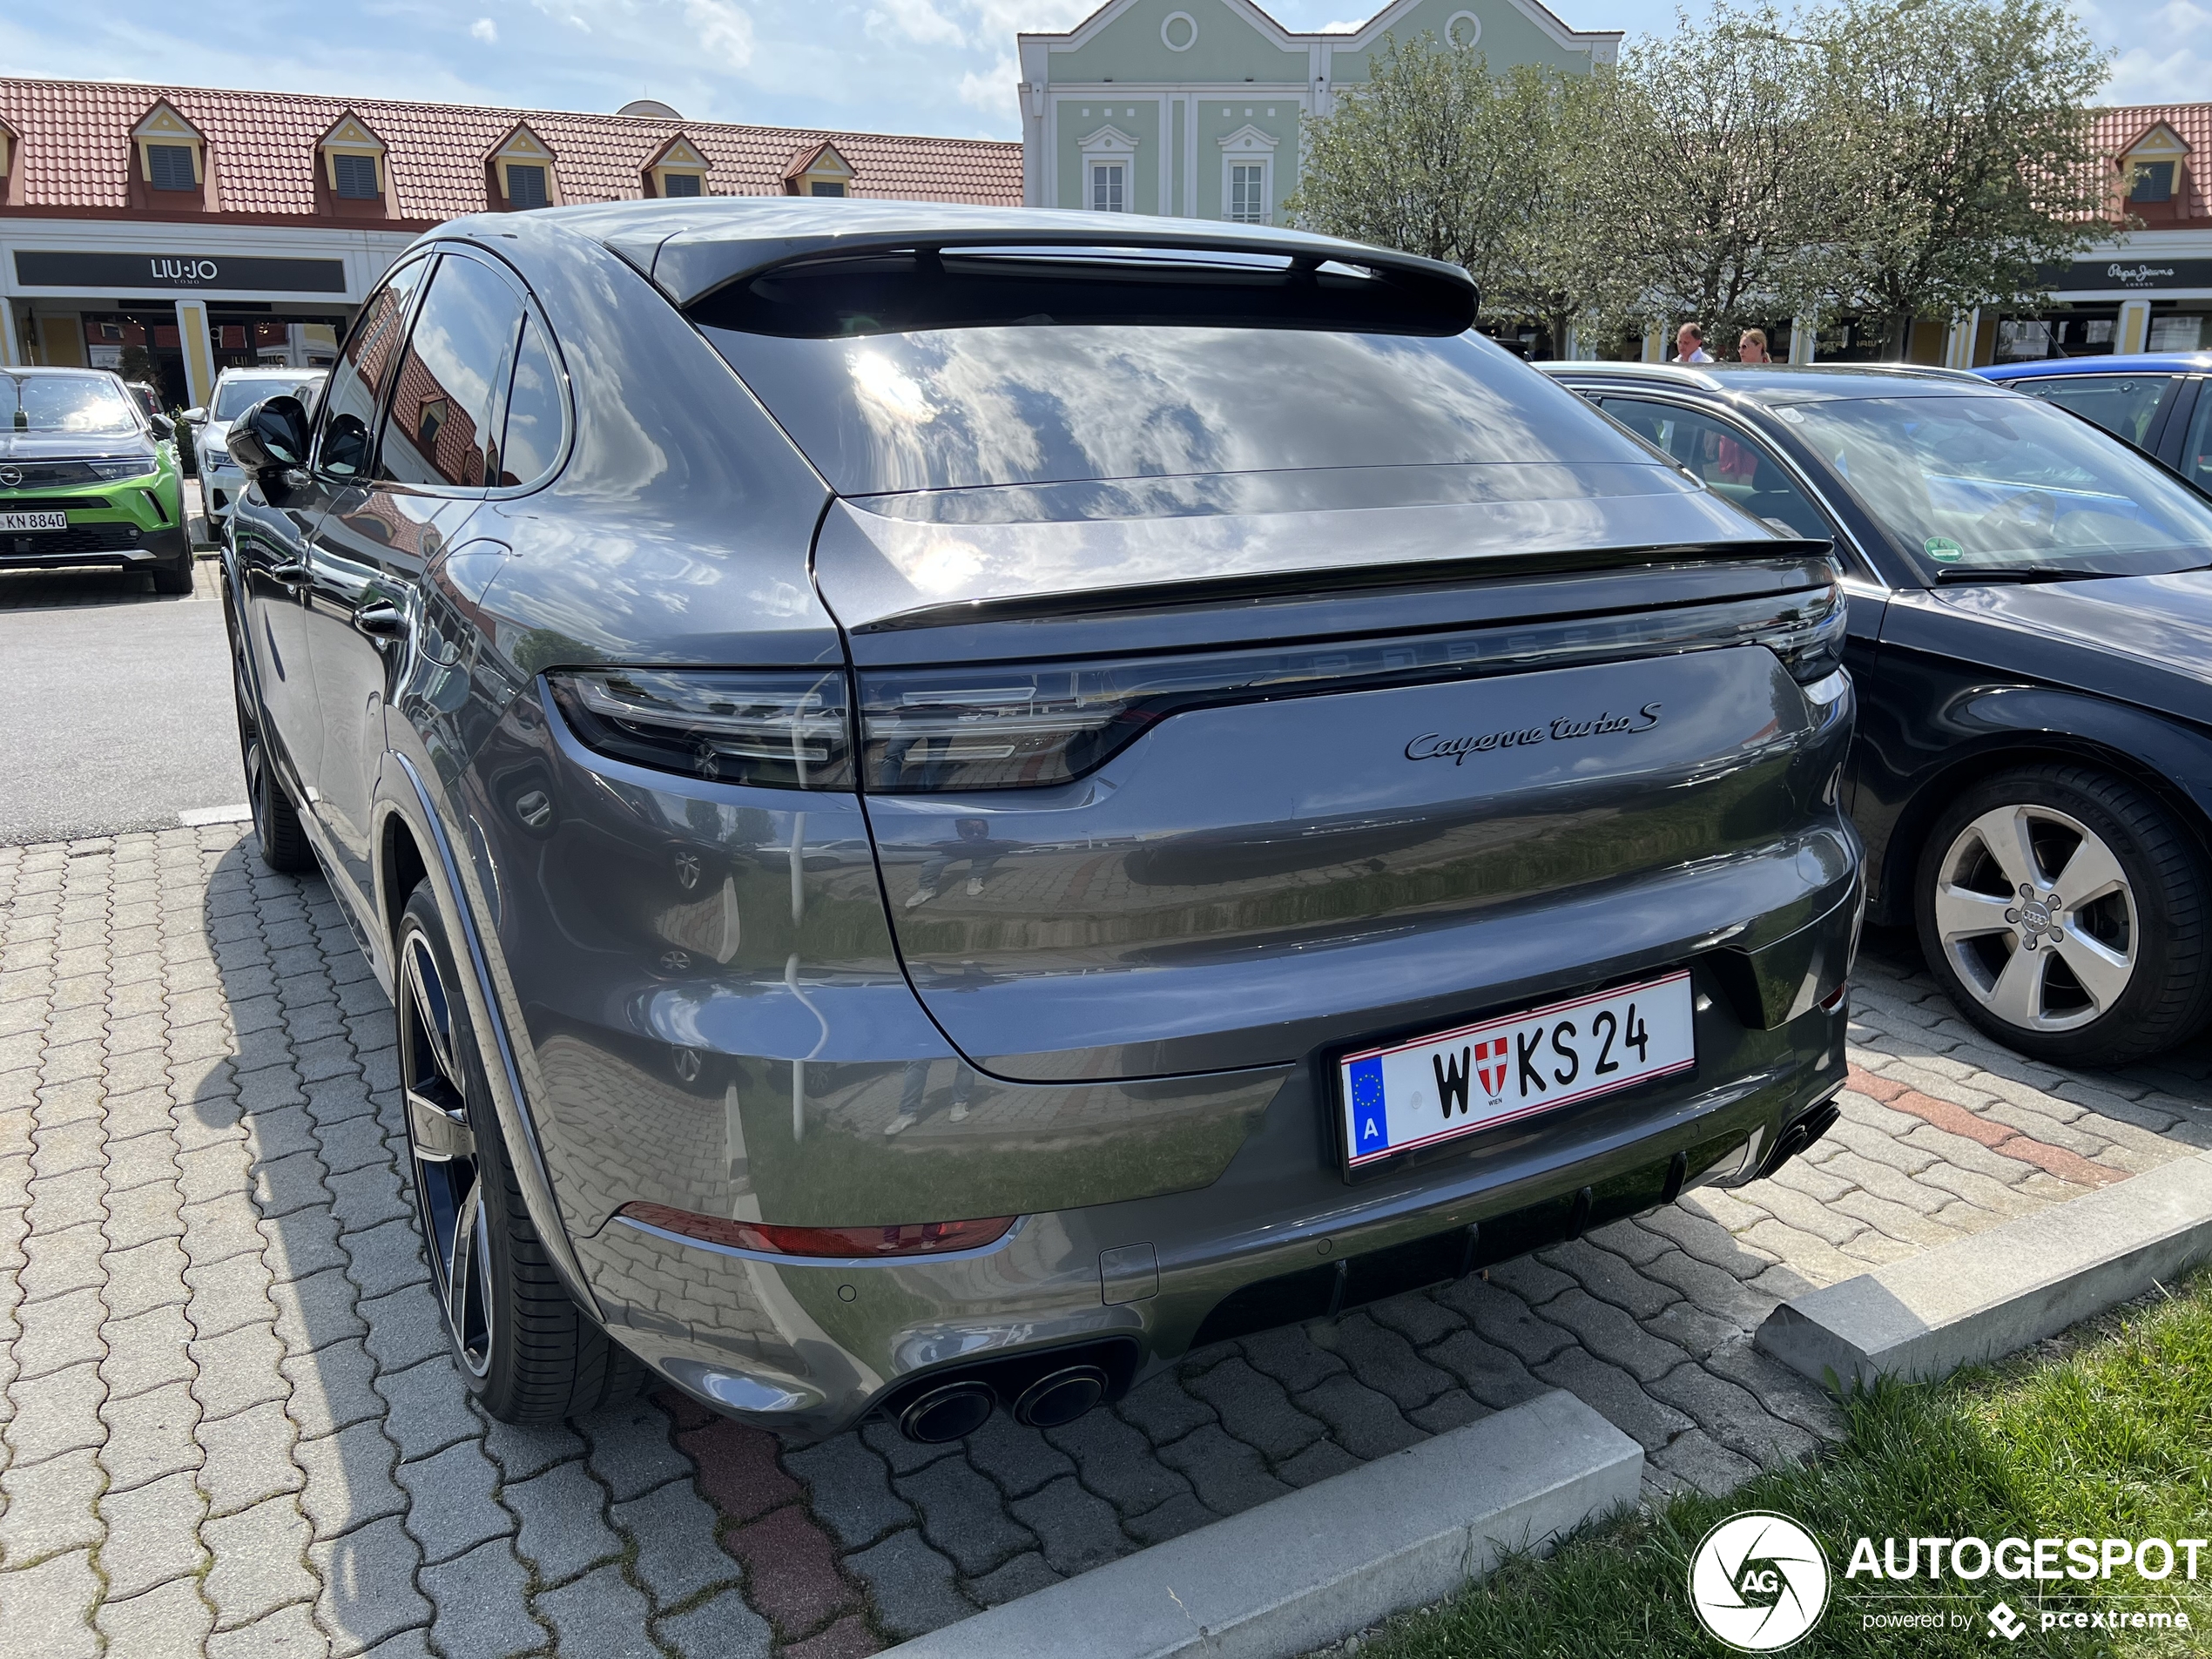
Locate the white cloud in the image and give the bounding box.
[2081,0,2212,100]
[1318,18,1366,30]
[957,51,1019,113]
[684,0,755,67]
[470,16,499,41]
[870,0,966,45]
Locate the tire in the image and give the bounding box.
[227,609,314,873]
[395,880,644,1422]
[1914,764,2212,1065]
[150,552,194,595]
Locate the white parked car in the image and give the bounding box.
[187,368,327,531]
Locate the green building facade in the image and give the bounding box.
[1015,0,1619,223]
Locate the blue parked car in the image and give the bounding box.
[1977,352,2212,494]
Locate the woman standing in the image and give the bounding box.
[1737,328,1772,363]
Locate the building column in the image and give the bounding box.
[1642,323,1665,363]
[1561,320,1583,361]
[175,298,216,409]
[2118,297,2153,355]
[0,303,21,367]
[1789,315,1817,364]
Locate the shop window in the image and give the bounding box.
[147,144,198,191]
[810,181,846,197]
[2148,314,2204,352]
[663,171,703,198]
[1090,163,1125,212]
[506,165,550,209]
[333,152,381,199]
[2128,160,2175,203]
[376,254,523,491]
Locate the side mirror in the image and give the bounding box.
[181,407,208,424]
[150,414,175,440]
[226,395,310,475]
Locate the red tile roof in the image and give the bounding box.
[0,78,1022,225]
[2091,103,2209,219]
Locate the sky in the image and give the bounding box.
[0,0,2197,145]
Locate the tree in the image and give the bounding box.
[1287,38,1614,353]
[1591,4,1831,348]
[1802,0,2112,357]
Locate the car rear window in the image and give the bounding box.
[691,247,1661,496]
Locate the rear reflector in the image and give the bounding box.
[618,1202,1015,1258]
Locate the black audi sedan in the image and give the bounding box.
[1546,362,2212,1066]
[218,201,1859,1439]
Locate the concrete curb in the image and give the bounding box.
[1756,1152,2212,1388]
[881,1389,1641,1659]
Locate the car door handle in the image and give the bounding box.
[354,602,409,639]
[268,561,311,586]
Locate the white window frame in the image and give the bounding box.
[1078,124,1139,213]
[1217,125,1278,226]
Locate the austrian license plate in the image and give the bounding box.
[0,512,65,532]
[1340,970,1696,1167]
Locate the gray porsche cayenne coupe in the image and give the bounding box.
[219,200,1860,1442]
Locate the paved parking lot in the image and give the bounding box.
[2,821,2208,1656]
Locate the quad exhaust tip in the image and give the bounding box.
[1013,1364,1108,1429]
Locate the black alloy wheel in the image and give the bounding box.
[1916,764,2212,1066]
[227,605,314,873]
[394,880,643,1420]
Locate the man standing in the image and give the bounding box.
[1675,323,1713,363]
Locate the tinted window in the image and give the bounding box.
[3,374,137,434]
[213,377,292,420]
[2182,386,2212,496]
[2015,374,2171,448]
[318,259,428,480]
[1785,394,2212,579]
[697,253,1643,494]
[1602,397,1834,543]
[498,317,563,486]
[377,256,523,490]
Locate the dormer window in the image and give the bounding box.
[645,135,711,199]
[783,140,855,199]
[132,101,207,198]
[2130,160,2175,203]
[491,124,560,210]
[320,113,388,204]
[507,165,549,207]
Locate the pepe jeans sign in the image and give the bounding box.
[11,250,347,293]
[2046,256,2212,293]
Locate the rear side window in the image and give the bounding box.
[691,247,1656,495]
[2180,383,2212,496]
[496,317,563,486]
[1602,397,1833,542]
[318,258,428,479]
[2014,374,2172,448]
[377,255,523,490]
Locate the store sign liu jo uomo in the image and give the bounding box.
[12,250,347,293]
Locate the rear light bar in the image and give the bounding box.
[618,1202,1014,1258]
[549,579,1844,795]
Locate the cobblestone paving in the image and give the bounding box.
[2,828,2205,1656]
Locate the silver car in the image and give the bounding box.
[219,203,1861,1443]
[189,366,326,530]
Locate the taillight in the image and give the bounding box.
[618,1202,1014,1258]
[857,578,1849,793]
[548,668,853,790]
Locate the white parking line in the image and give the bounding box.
[179,803,253,826]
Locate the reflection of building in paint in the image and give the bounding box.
[0,76,1021,408]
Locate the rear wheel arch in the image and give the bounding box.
[1879,732,2212,927]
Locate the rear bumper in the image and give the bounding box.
[574,956,1851,1440]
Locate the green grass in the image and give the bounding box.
[1366,1273,2212,1659]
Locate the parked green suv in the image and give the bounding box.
[1,367,192,593]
